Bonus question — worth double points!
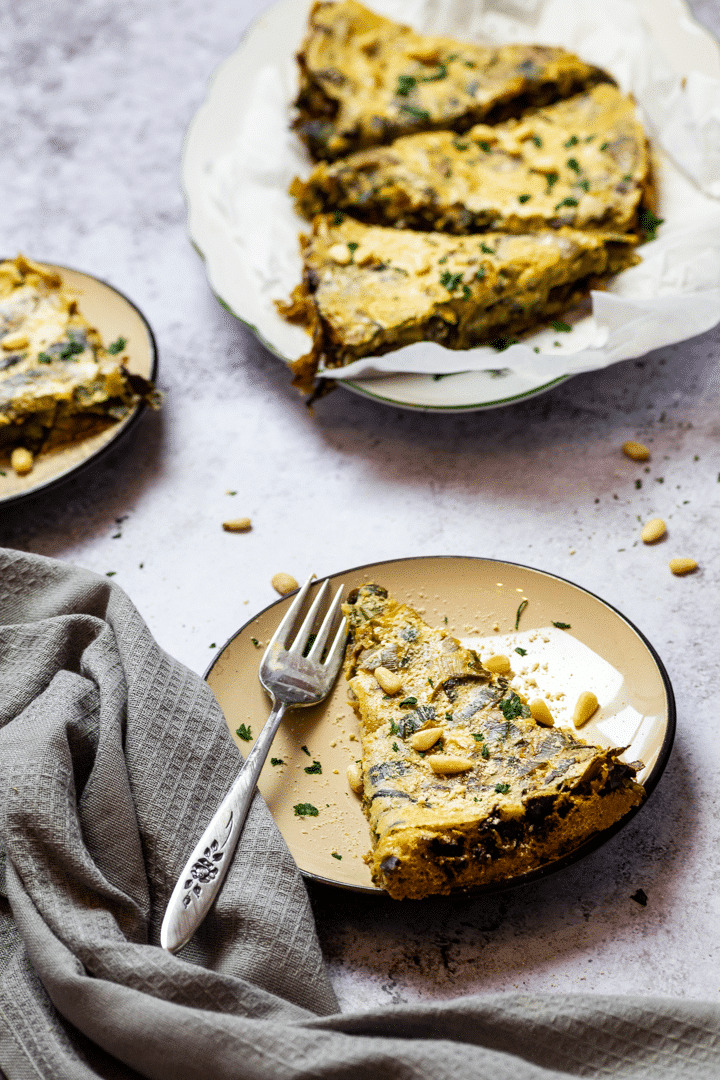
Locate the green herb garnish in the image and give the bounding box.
[515,647,527,656]
[551,320,572,332]
[639,210,664,241]
[270,758,284,766]
[331,852,342,860]
[399,697,417,707]
[490,337,517,352]
[37,352,53,364]
[552,621,571,629]
[564,134,579,147]
[474,266,486,280]
[440,270,463,291]
[531,134,542,147]
[106,571,116,577]
[495,782,511,794]
[554,197,578,211]
[236,724,252,741]
[480,242,495,254]
[472,733,484,741]
[389,719,400,735]
[400,103,431,121]
[600,141,609,151]
[518,194,531,203]
[304,760,322,774]
[477,139,492,152]
[566,157,580,172]
[301,745,311,756]
[500,694,523,721]
[515,598,528,629]
[332,211,345,225]
[347,241,359,259]
[578,179,590,192]
[293,803,319,817]
[635,479,642,489]
[107,336,127,354]
[395,74,416,96]
[251,637,260,647]
[422,62,448,82]
[481,744,490,759]
[546,173,558,190]
[392,742,400,752]
[452,138,469,151]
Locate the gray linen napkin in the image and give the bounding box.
[0,546,717,1080]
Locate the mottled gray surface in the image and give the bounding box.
[1,0,719,1013]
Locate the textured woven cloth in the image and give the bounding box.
[1,547,718,1079]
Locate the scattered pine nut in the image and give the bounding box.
[346,760,363,794]
[409,727,443,752]
[10,447,33,475]
[669,558,698,576]
[222,517,252,532]
[374,666,402,695]
[328,244,352,264]
[622,440,650,461]
[271,572,299,595]
[641,517,666,544]
[529,698,554,727]
[2,333,29,351]
[484,654,511,675]
[573,690,599,728]
[427,754,473,775]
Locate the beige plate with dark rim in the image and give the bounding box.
[0,262,158,506]
[206,556,675,895]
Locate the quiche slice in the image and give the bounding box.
[342,585,645,900]
[0,255,157,466]
[292,83,654,236]
[278,216,639,390]
[294,0,611,161]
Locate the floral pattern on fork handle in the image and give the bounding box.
[182,813,233,908]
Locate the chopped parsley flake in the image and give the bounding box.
[600,141,610,151]
[564,134,579,147]
[270,758,284,766]
[546,173,558,190]
[452,138,469,151]
[566,157,580,172]
[530,134,542,147]
[477,139,492,152]
[472,733,485,741]
[235,724,252,741]
[331,852,342,860]
[578,179,590,192]
[518,193,531,203]
[301,745,312,756]
[635,479,642,489]
[58,335,84,361]
[490,337,517,352]
[332,211,345,225]
[251,637,260,647]
[422,62,448,82]
[481,744,490,759]
[389,719,400,735]
[399,697,417,708]
[392,742,400,752]
[515,598,528,630]
[474,266,486,280]
[395,74,416,96]
[639,210,664,241]
[462,284,471,299]
[515,647,527,656]
[554,197,578,211]
[304,760,322,774]
[37,352,53,364]
[440,270,463,291]
[552,621,571,629]
[347,241,359,258]
[480,242,495,254]
[400,103,431,121]
[107,336,127,354]
[495,782,511,794]
[293,803,319,817]
[551,320,572,332]
[106,571,116,577]
[500,694,523,721]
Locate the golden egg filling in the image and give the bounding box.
[342,584,645,900]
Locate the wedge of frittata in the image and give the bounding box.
[0,255,157,468]
[294,0,611,160]
[292,83,653,236]
[278,216,638,390]
[342,584,645,900]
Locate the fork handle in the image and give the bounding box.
[160,698,287,953]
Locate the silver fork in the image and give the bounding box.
[160,577,346,953]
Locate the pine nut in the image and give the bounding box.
[622,440,650,461]
[2,333,29,351]
[484,654,511,675]
[529,698,554,727]
[328,243,352,264]
[346,760,363,794]
[427,754,473,775]
[10,447,33,475]
[222,517,252,532]
[669,558,698,576]
[272,572,299,595]
[409,727,443,752]
[641,517,666,544]
[573,690,599,728]
[374,666,402,695]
